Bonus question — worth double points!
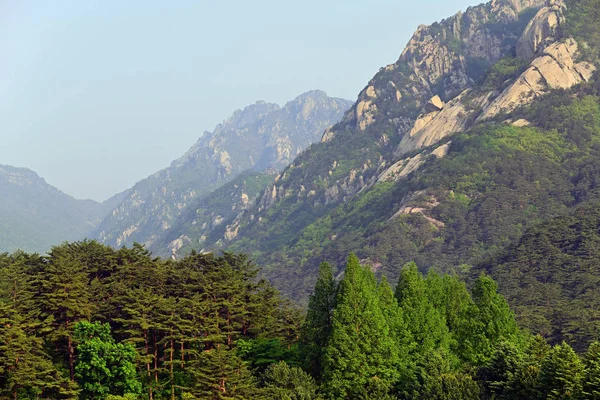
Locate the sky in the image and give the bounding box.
[0,0,477,202]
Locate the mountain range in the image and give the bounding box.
[0,91,351,254]
[4,0,600,352]
[0,165,127,253]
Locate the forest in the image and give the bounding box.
[1,241,599,399]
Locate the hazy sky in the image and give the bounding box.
[0,0,477,202]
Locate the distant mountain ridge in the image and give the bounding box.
[0,165,116,253]
[95,90,352,248]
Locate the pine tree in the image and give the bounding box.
[467,274,519,364]
[261,361,321,400]
[322,254,397,399]
[38,247,94,381]
[582,341,600,399]
[0,300,76,399]
[299,262,336,378]
[538,342,584,400]
[395,262,451,360]
[191,345,258,399]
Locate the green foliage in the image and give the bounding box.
[323,254,399,399]
[0,242,300,399]
[481,56,528,91]
[565,0,600,60]
[299,262,336,378]
[583,341,600,399]
[261,361,321,400]
[538,342,584,399]
[73,321,140,399]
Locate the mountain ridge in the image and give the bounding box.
[0,164,111,253]
[95,90,352,249]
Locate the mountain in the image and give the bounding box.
[478,201,600,352]
[95,90,352,249]
[0,165,111,253]
[152,169,279,258]
[155,0,600,351]
[170,0,553,270]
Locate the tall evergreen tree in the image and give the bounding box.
[395,263,451,360]
[299,262,336,378]
[466,274,519,364]
[583,341,600,399]
[323,254,397,399]
[38,249,93,382]
[538,342,584,400]
[0,300,76,399]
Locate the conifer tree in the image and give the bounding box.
[0,301,76,399]
[261,361,321,400]
[39,250,93,381]
[583,341,600,399]
[538,342,584,400]
[323,254,397,399]
[467,274,519,364]
[395,262,450,360]
[299,262,336,378]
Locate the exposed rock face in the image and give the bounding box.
[204,0,548,252]
[152,169,278,258]
[96,91,352,248]
[324,0,545,140]
[516,0,564,59]
[479,39,596,120]
[396,90,494,156]
[393,0,595,157]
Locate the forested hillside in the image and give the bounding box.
[2,243,599,399]
[144,0,600,354]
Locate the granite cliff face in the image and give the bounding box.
[194,0,548,253]
[395,0,594,156]
[0,165,112,253]
[165,0,600,300]
[95,91,351,248]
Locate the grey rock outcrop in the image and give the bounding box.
[393,0,595,158]
[96,91,352,248]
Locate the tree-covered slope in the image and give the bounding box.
[0,165,109,253]
[148,0,600,352]
[95,90,351,249]
[478,202,600,352]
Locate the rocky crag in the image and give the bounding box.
[195,0,551,249]
[95,91,352,248]
[174,0,599,301]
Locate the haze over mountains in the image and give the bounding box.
[0,91,351,254]
[0,165,126,253]
[3,0,600,351]
[93,90,352,249]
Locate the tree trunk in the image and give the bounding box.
[67,319,75,381]
[145,330,153,400]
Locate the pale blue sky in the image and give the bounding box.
[0,0,477,202]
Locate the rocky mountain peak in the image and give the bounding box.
[95,91,351,249]
[0,165,43,187]
[516,0,566,59]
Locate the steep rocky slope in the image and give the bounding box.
[167,0,600,311]
[0,165,110,253]
[151,169,278,258]
[185,0,549,253]
[95,91,352,248]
